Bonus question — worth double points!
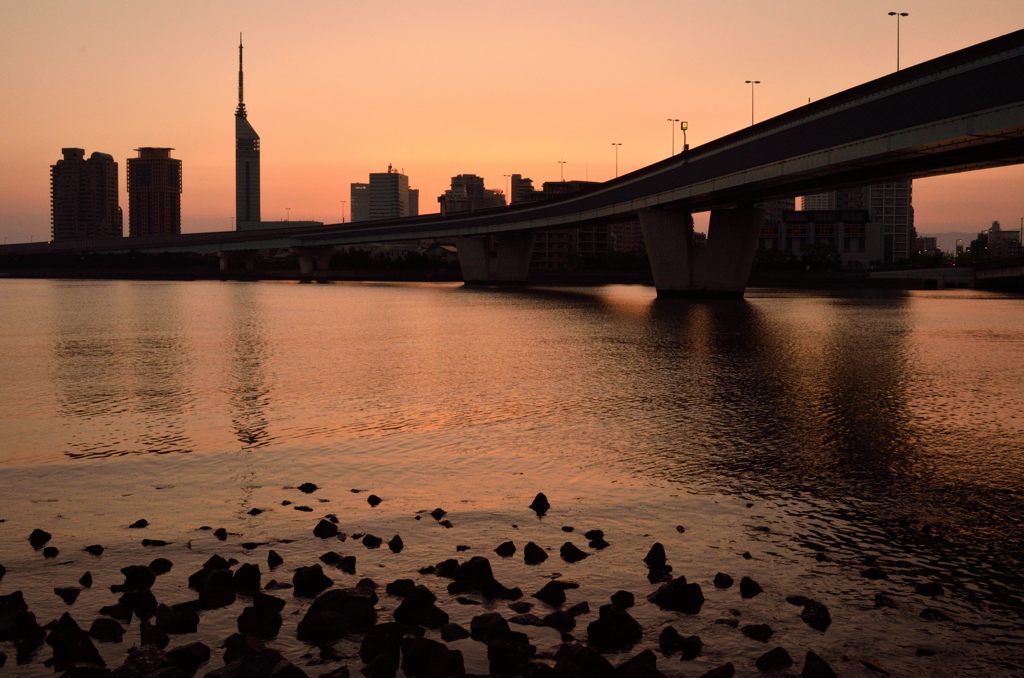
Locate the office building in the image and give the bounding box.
[351,183,370,222]
[127,147,182,237]
[350,165,419,221]
[235,35,261,229]
[50,147,122,242]
[437,174,505,215]
[759,209,882,268]
[802,180,914,263]
[510,174,538,204]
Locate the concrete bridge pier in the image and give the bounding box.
[218,251,257,273]
[640,205,764,298]
[456,233,535,284]
[294,246,335,276]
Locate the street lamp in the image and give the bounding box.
[503,174,511,204]
[558,160,567,182]
[745,80,761,126]
[611,143,622,177]
[666,118,680,155]
[340,200,346,223]
[680,121,689,153]
[285,207,291,222]
[888,11,909,71]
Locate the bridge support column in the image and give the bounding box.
[293,246,335,276]
[218,251,256,273]
[456,232,535,284]
[640,205,764,298]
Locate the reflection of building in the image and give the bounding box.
[760,209,882,268]
[802,180,914,263]
[437,174,505,215]
[50,147,122,242]
[350,166,419,221]
[971,221,1022,260]
[235,36,261,230]
[128,148,182,237]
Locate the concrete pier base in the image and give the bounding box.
[217,251,256,273]
[456,233,535,284]
[293,246,335,276]
[640,206,764,298]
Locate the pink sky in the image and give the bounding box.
[0,0,1021,242]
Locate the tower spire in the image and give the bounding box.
[236,33,246,117]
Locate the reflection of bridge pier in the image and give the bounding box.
[456,233,534,285]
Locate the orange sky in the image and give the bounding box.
[0,0,1022,242]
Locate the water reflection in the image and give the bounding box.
[228,284,271,449]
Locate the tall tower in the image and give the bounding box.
[50,148,122,242]
[128,147,182,237]
[235,34,260,229]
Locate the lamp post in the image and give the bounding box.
[611,143,622,178]
[680,121,689,153]
[340,200,346,223]
[888,11,909,71]
[666,118,680,155]
[558,160,567,182]
[503,174,511,204]
[745,80,761,126]
[285,207,291,222]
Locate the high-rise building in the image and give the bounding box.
[127,147,182,237]
[350,166,418,221]
[350,183,370,222]
[510,174,538,204]
[50,147,122,242]
[235,35,260,229]
[437,174,505,215]
[802,180,914,263]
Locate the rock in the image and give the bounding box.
[385,579,417,597]
[470,612,511,642]
[359,621,419,667]
[510,613,544,626]
[456,544,471,552]
[149,558,173,575]
[321,551,344,566]
[267,550,283,569]
[155,602,200,635]
[247,508,264,516]
[487,632,536,675]
[567,600,590,617]
[643,543,668,570]
[89,617,125,643]
[237,591,285,639]
[553,642,615,678]
[164,641,211,675]
[494,540,516,558]
[233,563,261,594]
[441,622,470,641]
[314,519,338,539]
[84,544,104,556]
[714,572,734,589]
[533,580,580,607]
[387,535,404,553]
[430,507,447,520]
[799,599,832,631]
[675,525,686,533]
[874,592,897,608]
[435,558,459,578]
[129,519,149,529]
[529,492,550,515]
[142,538,170,547]
[393,585,448,629]
[263,579,291,591]
[140,619,168,648]
[611,590,635,609]
[401,636,465,677]
[616,649,666,678]
[861,567,888,580]
[647,576,704,614]
[113,564,157,592]
[298,482,318,493]
[590,536,610,549]
[0,591,44,662]
[740,576,763,598]
[293,565,333,598]
[915,647,936,657]
[700,663,735,678]
[43,546,59,558]
[79,572,93,588]
[915,582,945,596]
[55,587,81,605]
[296,587,379,643]
[742,624,774,642]
[524,542,548,565]
[509,601,533,613]
[658,626,683,655]
[44,612,105,671]
[755,646,793,672]
[339,555,357,574]
[447,556,522,600]
[119,589,158,621]
[367,494,383,507]
[293,505,312,512]
[921,607,951,621]
[198,568,236,609]
[214,527,228,541]
[362,534,383,549]
[560,542,589,563]
[742,551,753,560]
[586,604,642,652]
[439,519,453,528]
[802,650,838,678]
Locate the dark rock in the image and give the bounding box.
[401,636,464,677]
[247,508,264,516]
[647,576,704,614]
[586,604,642,652]
[84,545,104,556]
[43,546,59,558]
[140,619,169,648]
[55,587,81,605]
[714,617,739,628]
[298,482,318,493]
[529,492,551,515]
[799,599,832,631]
[142,538,171,547]
[267,550,283,569]
[441,622,470,641]
[495,541,516,557]
[456,544,471,552]
[802,650,838,678]
[113,565,156,592]
[920,607,951,621]
[657,626,683,655]
[314,520,338,539]
[611,590,635,609]
[447,556,523,600]
[79,572,93,588]
[861,567,888,580]
[714,572,734,589]
[98,602,132,624]
[915,648,936,657]
[120,589,158,620]
[237,591,285,639]
[89,617,125,643]
[616,649,666,678]
[700,663,735,678]
[562,526,574,532]
[263,579,292,591]
[149,558,173,575]
[393,585,448,629]
[510,613,544,626]
[222,632,266,664]
[756,646,793,672]
[643,543,668,570]
[214,527,228,541]
[296,586,378,643]
[129,519,149,529]
[742,624,773,642]
[356,577,377,591]
[470,612,510,642]
[434,558,460,578]
[740,576,763,598]
[338,555,356,574]
[567,600,590,617]
[533,580,579,607]
[164,641,211,675]
[359,621,418,666]
[362,534,383,549]
[430,508,447,520]
[874,592,897,608]
[45,612,105,671]
[487,632,536,675]
[509,601,533,613]
[198,568,236,609]
[860,659,891,674]
[387,535,404,553]
[293,505,313,512]
[439,519,453,528]
[589,537,610,549]
[367,494,383,507]
[524,542,548,565]
[560,542,589,563]
[386,579,417,597]
[155,602,200,635]
[553,642,615,678]
[584,529,604,540]
[915,582,945,596]
[320,551,343,566]
[675,525,686,533]
[293,565,333,598]
[233,563,261,593]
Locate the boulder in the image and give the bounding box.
[799,599,831,631]
[45,612,105,671]
[700,663,735,678]
[298,482,318,493]
[296,587,379,643]
[367,494,383,507]
[447,556,522,600]
[802,650,838,678]
[647,576,704,614]
[524,542,548,565]
[113,565,157,592]
[232,563,261,594]
[292,565,333,598]
[610,590,635,609]
[714,572,734,589]
[533,580,580,608]
[155,602,200,635]
[362,534,383,549]
[495,541,516,557]
[400,636,465,677]
[643,543,668,570]
[616,649,667,678]
[79,572,93,588]
[470,612,511,642]
[89,617,125,643]
[486,631,536,675]
[149,558,173,575]
[441,622,470,641]
[741,624,773,642]
[586,604,642,652]
[42,546,59,558]
[385,579,417,598]
[54,587,81,605]
[164,641,211,675]
[553,642,614,678]
[739,576,762,599]
[214,527,229,540]
[140,619,169,649]
[529,492,550,515]
[314,520,339,539]
[387,535,404,553]
[560,542,589,563]
[84,544,104,556]
[198,568,237,609]
[267,550,284,569]
[755,647,792,672]
[29,528,52,548]
[129,519,149,529]
[393,585,448,629]
[237,591,285,639]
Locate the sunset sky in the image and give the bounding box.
[0,0,1022,242]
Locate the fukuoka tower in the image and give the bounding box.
[235,34,260,229]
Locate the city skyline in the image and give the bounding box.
[1,1,1022,242]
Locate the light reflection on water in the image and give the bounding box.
[1,279,1023,675]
